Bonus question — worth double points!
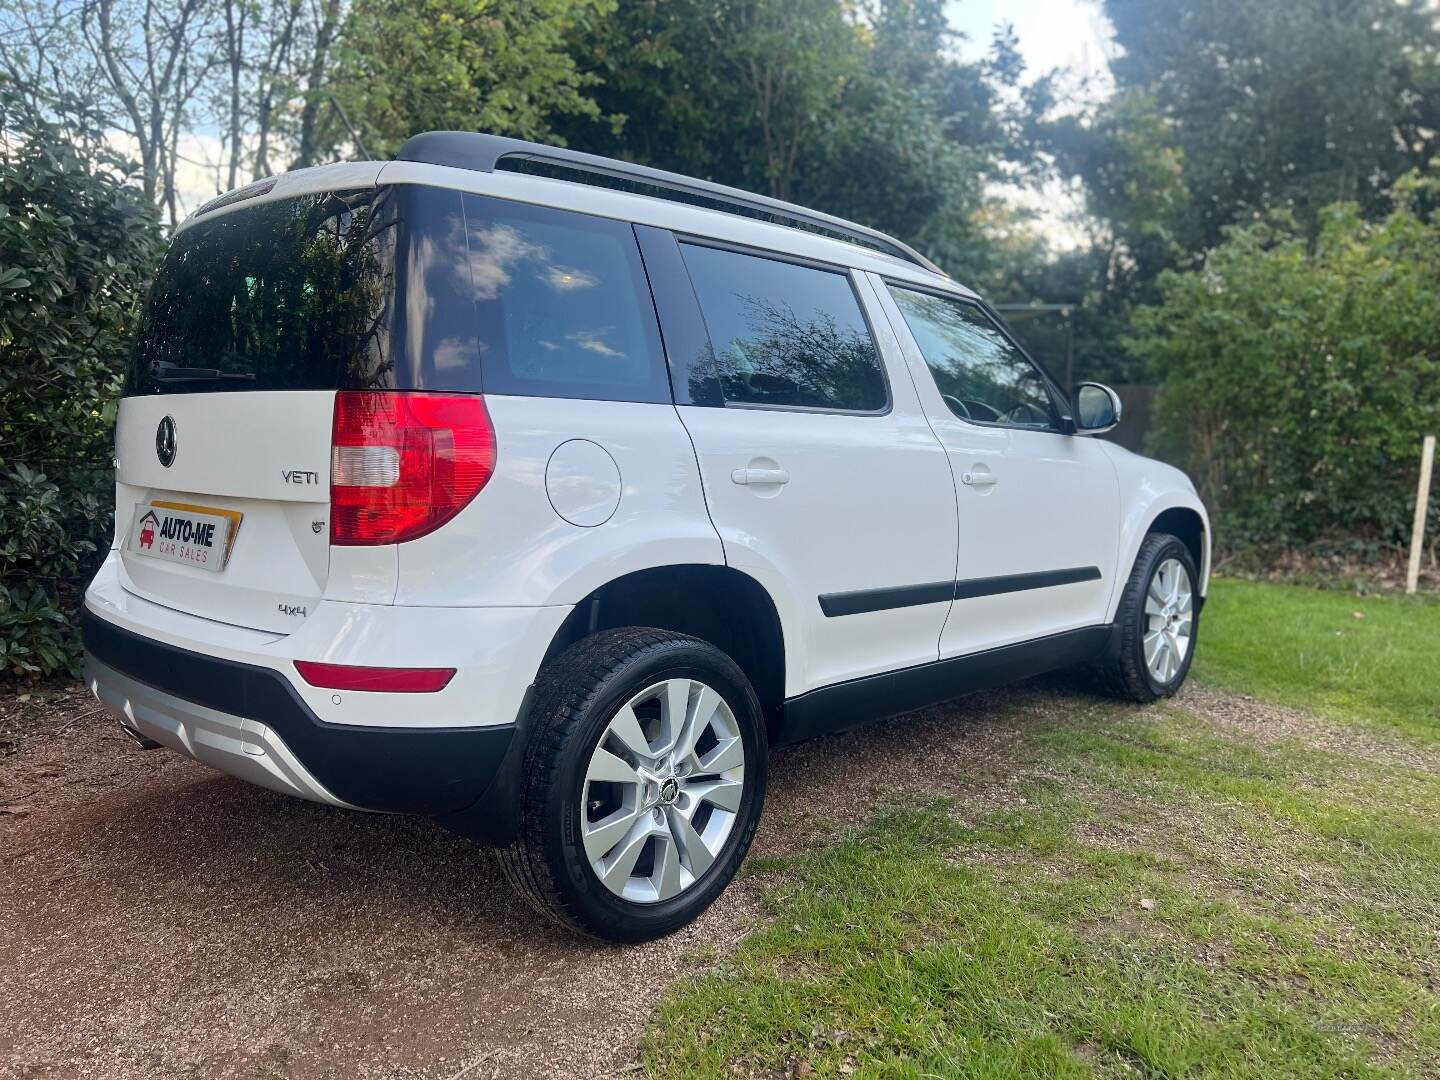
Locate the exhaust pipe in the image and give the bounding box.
[118,722,162,751]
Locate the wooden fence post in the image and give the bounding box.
[1407,434,1436,595]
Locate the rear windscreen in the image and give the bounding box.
[127,185,670,403]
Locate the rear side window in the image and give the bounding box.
[459,194,669,402]
[679,243,887,412]
[888,286,1057,429]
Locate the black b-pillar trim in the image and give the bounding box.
[819,566,1102,617]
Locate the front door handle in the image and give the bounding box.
[961,469,998,487]
[731,466,790,486]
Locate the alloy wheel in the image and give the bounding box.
[579,678,745,903]
[1144,557,1193,684]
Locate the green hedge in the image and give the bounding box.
[1135,178,1440,553]
[0,87,161,677]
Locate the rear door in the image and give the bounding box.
[871,277,1120,658]
[638,230,958,696]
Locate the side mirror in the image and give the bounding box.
[1073,382,1122,434]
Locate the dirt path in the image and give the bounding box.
[0,678,1156,1079]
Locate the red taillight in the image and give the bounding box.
[294,661,456,693]
[331,391,496,545]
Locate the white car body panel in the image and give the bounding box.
[1100,442,1212,613]
[675,309,958,693]
[87,144,1211,828]
[173,161,385,235]
[934,423,1121,657]
[115,391,340,633]
[394,396,723,607]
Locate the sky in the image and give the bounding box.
[944,0,1115,87]
[945,0,1118,250]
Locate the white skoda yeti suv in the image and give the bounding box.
[84,132,1209,942]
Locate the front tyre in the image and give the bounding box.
[498,629,767,942]
[1095,532,1200,703]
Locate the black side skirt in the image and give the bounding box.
[774,625,1113,747]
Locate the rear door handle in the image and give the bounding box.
[961,470,998,487]
[731,467,790,486]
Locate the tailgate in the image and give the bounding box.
[115,392,334,633]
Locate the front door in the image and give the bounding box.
[870,276,1121,659]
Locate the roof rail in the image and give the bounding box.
[395,131,944,276]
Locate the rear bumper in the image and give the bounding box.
[83,610,522,818]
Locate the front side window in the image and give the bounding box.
[889,286,1057,429]
[679,243,888,412]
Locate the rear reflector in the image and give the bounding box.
[331,391,496,545]
[294,661,456,693]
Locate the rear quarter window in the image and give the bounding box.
[459,194,670,403]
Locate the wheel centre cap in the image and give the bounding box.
[659,777,680,804]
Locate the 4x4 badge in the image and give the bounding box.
[155,416,177,467]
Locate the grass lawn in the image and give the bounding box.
[640,579,1440,1078]
[1197,579,1439,741]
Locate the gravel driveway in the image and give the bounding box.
[0,677,1097,1079]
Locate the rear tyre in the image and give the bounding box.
[498,628,767,942]
[1093,532,1199,703]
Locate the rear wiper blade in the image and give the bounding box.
[149,364,256,383]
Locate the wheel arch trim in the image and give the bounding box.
[538,563,790,723]
[1107,495,1211,623]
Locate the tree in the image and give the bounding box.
[1030,0,1440,386]
[81,0,220,225]
[1,0,372,209]
[1103,0,1440,246]
[1134,173,1440,549]
[560,0,1029,281]
[292,0,344,167]
[330,0,611,160]
[1053,0,1440,272]
[0,79,162,675]
[797,4,1016,280]
[723,0,858,201]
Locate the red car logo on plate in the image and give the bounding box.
[138,510,159,550]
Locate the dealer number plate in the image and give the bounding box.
[127,501,240,574]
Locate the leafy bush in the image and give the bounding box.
[0,85,161,677]
[1136,177,1440,552]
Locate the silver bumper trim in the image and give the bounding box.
[86,655,358,808]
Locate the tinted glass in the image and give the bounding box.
[680,243,887,411]
[889,286,1055,428]
[129,188,412,393]
[459,194,668,402]
[127,186,667,403]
